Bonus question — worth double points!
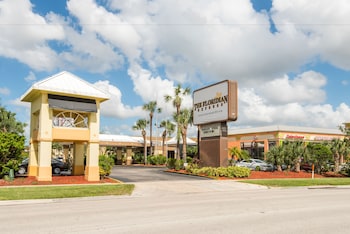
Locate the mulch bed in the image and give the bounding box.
[0,176,119,186]
[167,169,326,179]
[247,171,324,179]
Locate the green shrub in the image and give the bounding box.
[167,158,176,169]
[190,166,250,178]
[133,153,144,164]
[340,163,350,177]
[175,159,184,170]
[186,157,193,164]
[99,154,114,178]
[148,155,167,165]
[226,166,251,178]
[0,132,25,178]
[185,163,200,174]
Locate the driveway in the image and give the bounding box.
[110,165,267,197]
[110,165,209,182]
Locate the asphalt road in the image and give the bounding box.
[1,166,350,234]
[110,165,210,182]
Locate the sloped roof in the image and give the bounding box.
[99,134,140,143]
[99,134,146,147]
[21,71,109,102]
[166,136,197,145]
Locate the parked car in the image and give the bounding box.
[236,159,274,171]
[301,162,313,172]
[17,158,69,175]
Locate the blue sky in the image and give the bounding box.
[1,0,350,140]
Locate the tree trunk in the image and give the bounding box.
[162,130,166,158]
[277,165,282,172]
[334,153,340,172]
[150,115,153,156]
[142,131,147,165]
[295,162,300,172]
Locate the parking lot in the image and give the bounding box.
[110,165,267,197]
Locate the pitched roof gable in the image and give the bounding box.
[21,71,109,102]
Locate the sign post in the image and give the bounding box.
[193,80,238,167]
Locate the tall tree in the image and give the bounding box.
[266,145,285,171]
[305,143,333,174]
[339,123,350,138]
[329,139,350,172]
[143,101,161,156]
[282,140,306,172]
[229,146,250,162]
[132,119,148,164]
[0,104,26,177]
[164,84,191,159]
[0,105,26,135]
[159,119,175,158]
[174,108,193,163]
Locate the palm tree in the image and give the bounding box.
[174,108,193,163]
[0,106,26,134]
[159,120,175,158]
[339,123,350,138]
[283,140,306,172]
[132,119,148,164]
[229,146,250,162]
[164,84,191,159]
[143,101,161,156]
[329,139,350,172]
[266,145,284,171]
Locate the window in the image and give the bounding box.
[53,111,88,128]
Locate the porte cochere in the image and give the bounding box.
[21,71,109,181]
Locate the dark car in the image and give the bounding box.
[17,158,69,175]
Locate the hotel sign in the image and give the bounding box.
[193,80,238,125]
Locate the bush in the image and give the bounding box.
[185,162,200,174]
[167,158,176,169]
[189,166,250,178]
[175,159,184,170]
[0,132,25,178]
[148,155,167,165]
[340,163,350,177]
[99,154,114,178]
[133,153,144,164]
[186,157,193,164]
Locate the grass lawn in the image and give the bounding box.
[0,184,135,200]
[239,178,350,187]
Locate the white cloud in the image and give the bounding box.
[24,71,37,83]
[67,0,142,61]
[237,86,349,128]
[0,87,10,95]
[0,0,64,71]
[59,26,125,73]
[127,63,193,117]
[341,80,349,86]
[259,71,327,105]
[9,98,30,108]
[272,0,350,70]
[94,80,145,119]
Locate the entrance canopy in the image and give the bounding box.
[166,136,197,146]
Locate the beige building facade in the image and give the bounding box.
[227,125,345,160]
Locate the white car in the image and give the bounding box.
[236,159,274,171]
